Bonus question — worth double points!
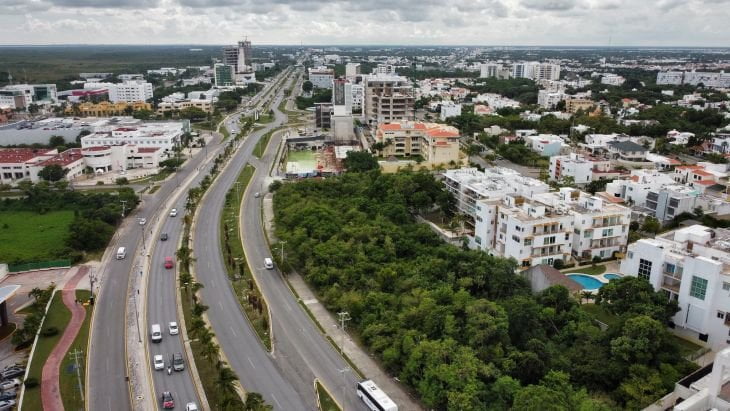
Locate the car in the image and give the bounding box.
[0,379,20,391]
[164,257,174,269]
[168,322,179,335]
[172,352,185,371]
[0,391,16,401]
[169,208,177,217]
[161,391,174,409]
[160,232,168,241]
[153,355,165,371]
[0,367,24,380]
[254,192,260,198]
[0,399,16,411]
[185,402,199,411]
[139,218,147,225]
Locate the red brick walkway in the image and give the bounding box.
[40,266,88,411]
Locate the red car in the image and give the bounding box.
[161,391,174,409]
[164,257,174,269]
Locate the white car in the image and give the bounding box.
[153,355,164,371]
[0,379,20,391]
[168,322,179,335]
[169,208,178,217]
[139,218,147,225]
[185,402,199,411]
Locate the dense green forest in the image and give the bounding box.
[273,170,697,410]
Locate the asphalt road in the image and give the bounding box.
[193,69,310,409]
[87,132,220,411]
[88,71,288,411]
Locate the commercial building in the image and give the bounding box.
[1,84,58,105]
[315,103,333,129]
[157,92,216,114]
[84,81,152,103]
[308,68,335,89]
[621,225,730,350]
[443,168,630,265]
[223,38,252,73]
[80,120,184,155]
[439,102,462,120]
[82,144,163,172]
[65,101,152,117]
[0,147,86,184]
[214,64,235,87]
[0,90,27,110]
[364,74,414,125]
[375,121,461,165]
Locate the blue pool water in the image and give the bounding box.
[604,273,622,280]
[566,274,604,290]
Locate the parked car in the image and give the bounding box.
[160,232,169,241]
[185,402,199,411]
[0,367,24,380]
[139,218,147,225]
[168,322,179,335]
[161,391,174,409]
[0,399,16,411]
[0,391,16,401]
[0,379,20,391]
[164,257,174,269]
[169,208,177,217]
[153,355,164,371]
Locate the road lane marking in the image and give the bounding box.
[271,394,281,409]
[247,357,256,369]
[219,301,224,310]
[230,326,237,337]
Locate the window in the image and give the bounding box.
[665,263,676,274]
[638,259,652,281]
[718,311,725,319]
[545,236,556,245]
[628,251,634,259]
[689,276,708,300]
[475,236,481,245]
[723,282,730,291]
[524,238,532,246]
[584,230,592,238]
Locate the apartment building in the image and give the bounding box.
[345,63,361,79]
[600,74,626,86]
[549,153,625,184]
[565,98,595,113]
[214,64,235,87]
[364,75,414,125]
[473,93,520,109]
[439,102,462,120]
[621,225,730,350]
[524,134,566,157]
[375,121,460,165]
[538,90,566,109]
[480,63,503,78]
[308,68,335,89]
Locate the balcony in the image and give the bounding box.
[661,277,681,293]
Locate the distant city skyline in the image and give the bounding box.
[0,0,729,47]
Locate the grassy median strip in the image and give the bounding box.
[220,164,271,349]
[22,292,71,411]
[60,290,92,411]
[316,380,342,411]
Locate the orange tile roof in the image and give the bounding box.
[697,180,715,185]
[693,170,713,177]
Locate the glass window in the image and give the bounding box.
[638,259,652,281]
[723,282,730,291]
[689,276,708,300]
[665,263,676,274]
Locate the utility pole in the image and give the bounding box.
[338,367,350,411]
[133,290,141,343]
[337,311,351,355]
[70,348,84,403]
[280,241,286,263]
[88,268,96,303]
[120,199,127,217]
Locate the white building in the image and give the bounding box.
[657,71,685,85]
[534,63,561,81]
[345,63,361,79]
[473,93,520,109]
[621,225,730,350]
[537,90,566,109]
[480,63,502,78]
[1,84,58,105]
[85,80,153,103]
[600,74,626,86]
[308,68,334,89]
[524,134,567,157]
[549,153,624,185]
[0,148,86,184]
[439,102,462,120]
[82,144,163,172]
[81,120,184,156]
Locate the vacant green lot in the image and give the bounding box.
[0,211,74,262]
[60,290,92,411]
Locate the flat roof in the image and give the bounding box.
[0,285,21,304]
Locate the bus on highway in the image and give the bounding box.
[356,380,398,411]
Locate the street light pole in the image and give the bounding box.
[280,241,286,263]
[133,290,141,343]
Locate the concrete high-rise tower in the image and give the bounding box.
[222,37,252,74]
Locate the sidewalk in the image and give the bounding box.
[40,266,89,411]
[262,194,423,410]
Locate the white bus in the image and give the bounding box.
[356,380,398,411]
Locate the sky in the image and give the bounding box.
[0,0,729,46]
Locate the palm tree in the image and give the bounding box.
[580,291,594,305]
[188,317,206,337]
[216,366,239,397]
[201,339,220,361]
[244,392,272,411]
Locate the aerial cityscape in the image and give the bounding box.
[1,2,730,411]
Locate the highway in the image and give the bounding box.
[194,66,369,410]
[87,69,290,411]
[193,69,309,410]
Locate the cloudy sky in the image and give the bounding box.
[0,0,728,46]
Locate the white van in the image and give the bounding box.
[151,324,162,343]
[116,247,126,260]
[264,258,274,270]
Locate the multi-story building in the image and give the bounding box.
[512,62,538,79]
[1,84,58,105]
[439,102,461,120]
[375,121,460,165]
[524,134,566,157]
[374,64,396,75]
[82,144,163,172]
[65,101,152,117]
[223,38,252,73]
[157,98,213,114]
[0,147,87,184]
[606,140,648,162]
[308,68,335,89]
[711,134,730,154]
[656,71,685,85]
[534,63,561,81]
[565,98,596,113]
[84,80,152,103]
[80,121,184,155]
[345,63,361,79]
[621,225,730,350]
[473,93,520,109]
[364,75,414,125]
[537,90,566,109]
[657,70,730,88]
[480,63,502,78]
[315,103,332,129]
[600,74,626,86]
[0,89,28,110]
[350,84,364,113]
[214,64,235,87]
[549,153,625,185]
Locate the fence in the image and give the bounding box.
[8,260,72,273]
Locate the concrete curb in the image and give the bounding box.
[314,377,344,411]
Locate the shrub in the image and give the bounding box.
[553,259,564,270]
[24,377,39,388]
[41,326,59,337]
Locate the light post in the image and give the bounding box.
[338,367,350,411]
[133,289,141,343]
[280,241,286,264]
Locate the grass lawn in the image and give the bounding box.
[23,292,72,411]
[672,335,703,357]
[0,210,74,262]
[253,130,275,158]
[60,290,92,411]
[564,265,607,276]
[316,380,341,411]
[580,303,619,328]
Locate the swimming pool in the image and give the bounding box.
[566,274,604,290]
[604,273,622,280]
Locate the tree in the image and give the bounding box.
[66,217,115,251]
[610,315,668,364]
[115,177,129,185]
[179,107,208,121]
[38,164,67,182]
[244,393,272,411]
[343,151,379,172]
[641,217,661,234]
[302,80,313,93]
[595,276,679,323]
[49,135,66,147]
[215,366,239,397]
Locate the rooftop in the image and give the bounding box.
[607,140,648,153]
[0,148,55,164]
[38,148,84,167]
